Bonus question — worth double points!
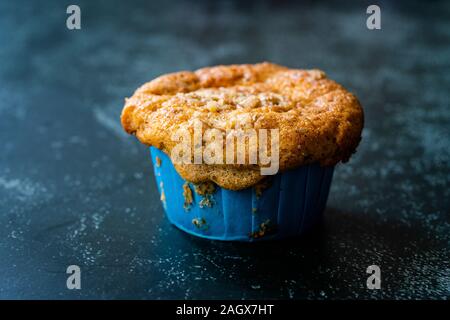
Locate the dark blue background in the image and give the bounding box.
[0,0,449,299]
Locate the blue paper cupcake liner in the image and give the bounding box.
[150,147,334,241]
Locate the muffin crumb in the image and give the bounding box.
[194,181,216,196]
[254,177,272,198]
[182,182,193,210]
[192,217,208,230]
[199,195,214,208]
[249,219,276,239]
[159,182,166,206]
[155,156,161,167]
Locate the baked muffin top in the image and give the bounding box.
[121,62,363,190]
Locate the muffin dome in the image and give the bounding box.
[121,62,363,190]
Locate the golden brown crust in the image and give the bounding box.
[121,62,364,190]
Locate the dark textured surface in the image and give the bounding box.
[0,0,449,299]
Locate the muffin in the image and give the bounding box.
[121,62,363,241]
